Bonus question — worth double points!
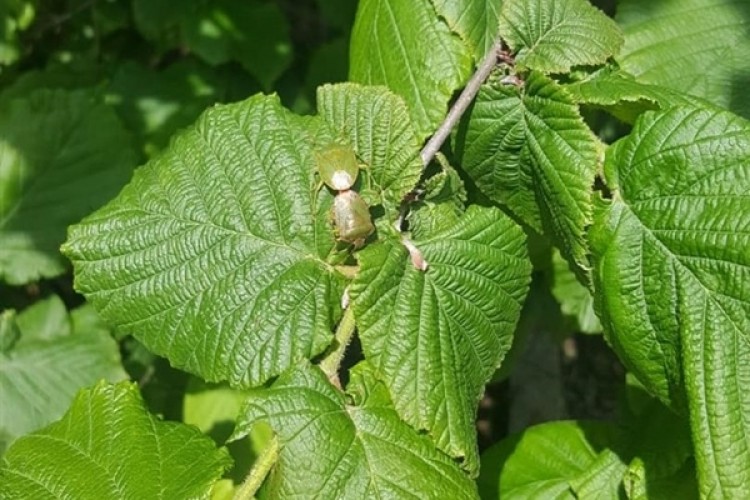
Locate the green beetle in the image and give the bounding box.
[315,143,375,247]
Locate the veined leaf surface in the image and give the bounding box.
[498,0,623,73]
[351,205,531,474]
[591,105,750,496]
[232,362,478,498]
[350,0,472,139]
[0,381,231,498]
[63,93,343,388]
[455,72,599,271]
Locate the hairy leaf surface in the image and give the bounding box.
[591,106,750,496]
[498,0,623,73]
[232,362,478,498]
[0,89,136,285]
[617,0,750,119]
[350,0,472,139]
[0,381,231,498]
[64,93,344,388]
[351,205,531,474]
[455,72,599,271]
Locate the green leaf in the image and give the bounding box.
[498,0,623,73]
[316,83,423,209]
[408,156,467,237]
[232,362,478,498]
[351,205,531,474]
[183,378,271,485]
[13,294,70,342]
[0,89,137,285]
[350,0,473,139]
[106,59,246,156]
[479,392,698,499]
[591,105,750,496]
[563,68,702,124]
[184,378,247,440]
[305,38,350,101]
[0,60,105,106]
[454,72,600,271]
[0,310,19,353]
[180,0,292,90]
[551,250,602,334]
[429,0,501,61]
[70,303,113,339]
[63,93,345,389]
[622,399,695,499]
[0,298,126,454]
[617,0,750,119]
[0,20,20,66]
[625,459,698,500]
[132,0,292,90]
[0,381,231,498]
[478,420,627,499]
[131,0,184,47]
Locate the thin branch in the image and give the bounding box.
[234,435,280,500]
[31,0,99,38]
[420,41,502,167]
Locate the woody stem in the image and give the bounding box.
[420,40,502,167]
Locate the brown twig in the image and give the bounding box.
[31,0,99,39]
[419,40,504,167]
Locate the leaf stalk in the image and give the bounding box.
[234,435,280,500]
[319,306,357,387]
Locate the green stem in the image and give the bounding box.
[234,435,280,500]
[319,306,357,384]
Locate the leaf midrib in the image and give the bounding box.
[86,208,319,262]
[25,433,127,498]
[626,202,749,342]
